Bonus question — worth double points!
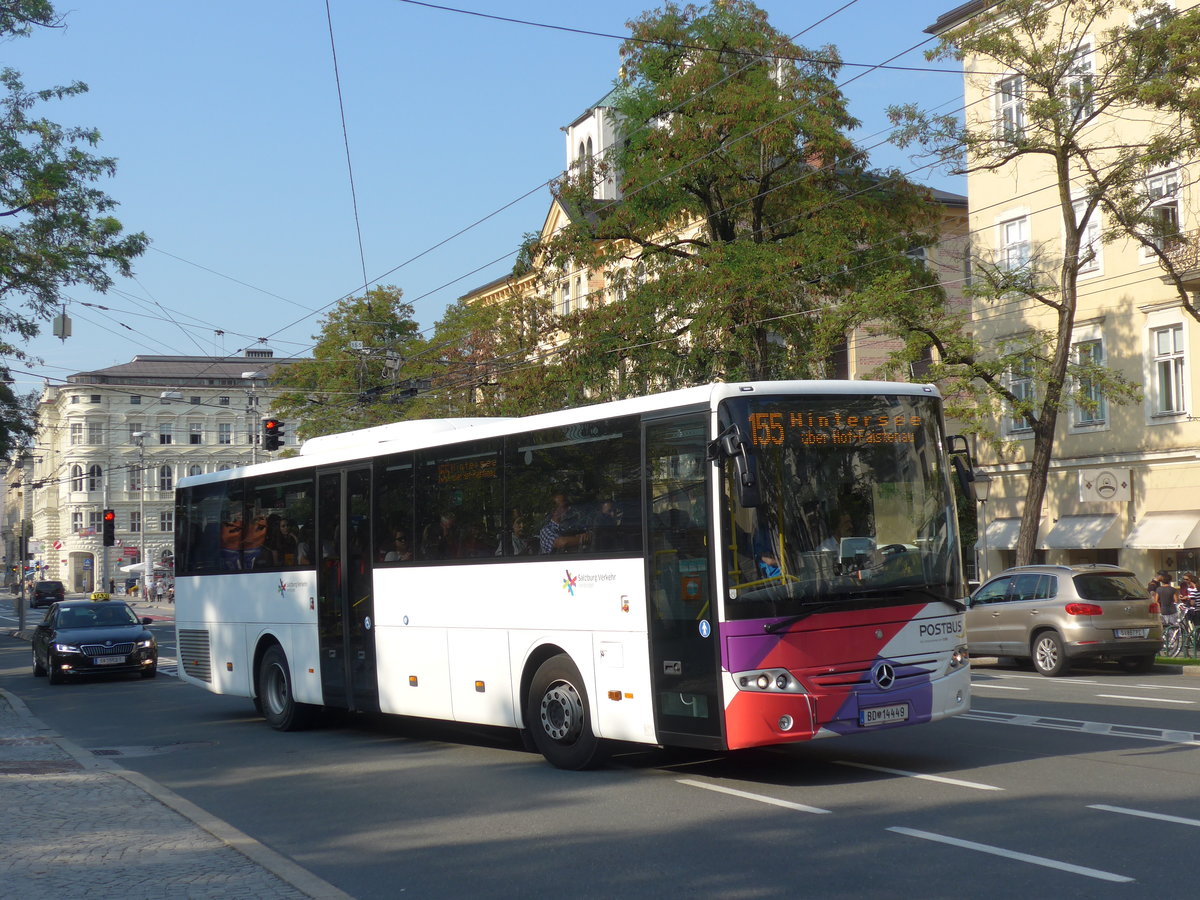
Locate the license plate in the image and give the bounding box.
[1114,628,1149,639]
[860,702,909,727]
[93,655,126,665]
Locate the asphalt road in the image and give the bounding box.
[3,594,1198,899]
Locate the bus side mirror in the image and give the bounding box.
[709,425,761,508]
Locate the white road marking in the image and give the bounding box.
[1090,804,1200,828]
[1096,694,1192,704]
[1131,682,1200,692]
[968,683,1029,691]
[676,779,831,814]
[834,761,1003,791]
[962,709,1200,745]
[887,827,1134,883]
[982,672,1100,685]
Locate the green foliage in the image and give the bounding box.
[0,1,148,454]
[268,286,429,438]
[527,0,947,394]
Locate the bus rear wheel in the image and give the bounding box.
[258,645,315,731]
[527,654,604,770]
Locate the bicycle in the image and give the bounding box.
[1162,612,1184,657]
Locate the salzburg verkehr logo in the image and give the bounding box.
[277,578,287,597]
[562,570,578,596]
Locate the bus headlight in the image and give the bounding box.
[949,645,969,669]
[735,668,807,693]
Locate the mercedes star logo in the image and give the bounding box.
[873,662,896,690]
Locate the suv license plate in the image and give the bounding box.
[860,702,909,727]
[94,656,125,665]
[1114,628,1149,639]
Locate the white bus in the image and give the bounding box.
[174,381,971,768]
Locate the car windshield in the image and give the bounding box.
[718,392,964,621]
[58,605,139,628]
[1074,573,1146,601]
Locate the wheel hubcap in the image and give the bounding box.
[1036,640,1058,671]
[265,663,287,715]
[540,681,583,742]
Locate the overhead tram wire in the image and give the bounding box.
[325,0,370,299]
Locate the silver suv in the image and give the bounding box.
[967,564,1162,676]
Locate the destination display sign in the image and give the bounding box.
[748,411,925,447]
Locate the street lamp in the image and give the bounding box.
[242,372,266,465]
[973,469,993,582]
[131,432,148,600]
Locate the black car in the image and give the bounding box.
[32,599,158,683]
[29,580,66,609]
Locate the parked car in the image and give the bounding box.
[29,580,65,609]
[966,564,1162,676]
[31,599,158,683]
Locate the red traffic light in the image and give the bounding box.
[103,510,115,523]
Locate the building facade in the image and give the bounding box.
[6,351,302,593]
[931,0,1200,582]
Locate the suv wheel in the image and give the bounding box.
[1032,632,1070,677]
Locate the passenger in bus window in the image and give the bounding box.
[384,530,414,562]
[590,499,622,552]
[268,515,299,566]
[540,492,588,553]
[421,512,460,559]
[496,509,535,557]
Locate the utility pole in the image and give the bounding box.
[132,432,148,601]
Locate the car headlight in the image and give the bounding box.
[52,643,80,653]
[137,639,154,649]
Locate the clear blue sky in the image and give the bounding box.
[5,0,965,394]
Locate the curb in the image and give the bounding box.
[0,689,352,900]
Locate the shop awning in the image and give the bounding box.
[1039,514,1123,550]
[1123,512,1200,550]
[981,517,1024,550]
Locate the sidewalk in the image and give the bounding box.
[0,687,351,899]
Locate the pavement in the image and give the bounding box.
[1,596,353,900]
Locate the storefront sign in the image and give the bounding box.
[1080,468,1131,502]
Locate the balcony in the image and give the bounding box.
[1159,229,1200,290]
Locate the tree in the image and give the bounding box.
[526,0,947,401]
[268,286,429,439]
[888,0,1196,565]
[0,1,148,443]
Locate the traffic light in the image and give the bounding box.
[102,509,116,546]
[262,417,285,451]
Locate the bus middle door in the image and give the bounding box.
[316,466,379,713]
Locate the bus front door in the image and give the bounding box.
[645,416,723,749]
[316,467,379,713]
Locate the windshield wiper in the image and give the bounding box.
[762,588,964,634]
[763,603,841,634]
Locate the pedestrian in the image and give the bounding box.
[167,584,174,604]
[108,577,115,595]
[1156,570,1179,623]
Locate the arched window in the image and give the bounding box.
[70,465,83,492]
[87,464,102,492]
[217,462,233,471]
[188,464,203,477]
[159,465,173,492]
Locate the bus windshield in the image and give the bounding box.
[719,392,963,621]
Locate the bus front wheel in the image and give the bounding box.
[527,654,605,770]
[258,645,314,731]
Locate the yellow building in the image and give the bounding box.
[930,0,1200,582]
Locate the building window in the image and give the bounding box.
[130,395,141,405]
[70,422,83,446]
[188,464,202,477]
[1065,44,1094,119]
[1074,339,1106,425]
[128,423,143,444]
[159,510,174,533]
[218,423,232,445]
[1073,201,1101,273]
[70,395,79,404]
[1007,361,1036,433]
[219,396,230,406]
[88,510,102,531]
[128,467,142,493]
[70,465,83,492]
[159,465,173,492]
[90,394,101,404]
[72,511,83,532]
[559,281,571,316]
[130,511,141,533]
[87,422,103,445]
[1000,216,1030,271]
[87,464,102,492]
[159,423,173,445]
[218,462,233,471]
[998,75,1025,141]
[189,423,203,445]
[1153,323,1186,414]
[1146,169,1180,250]
[190,396,201,406]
